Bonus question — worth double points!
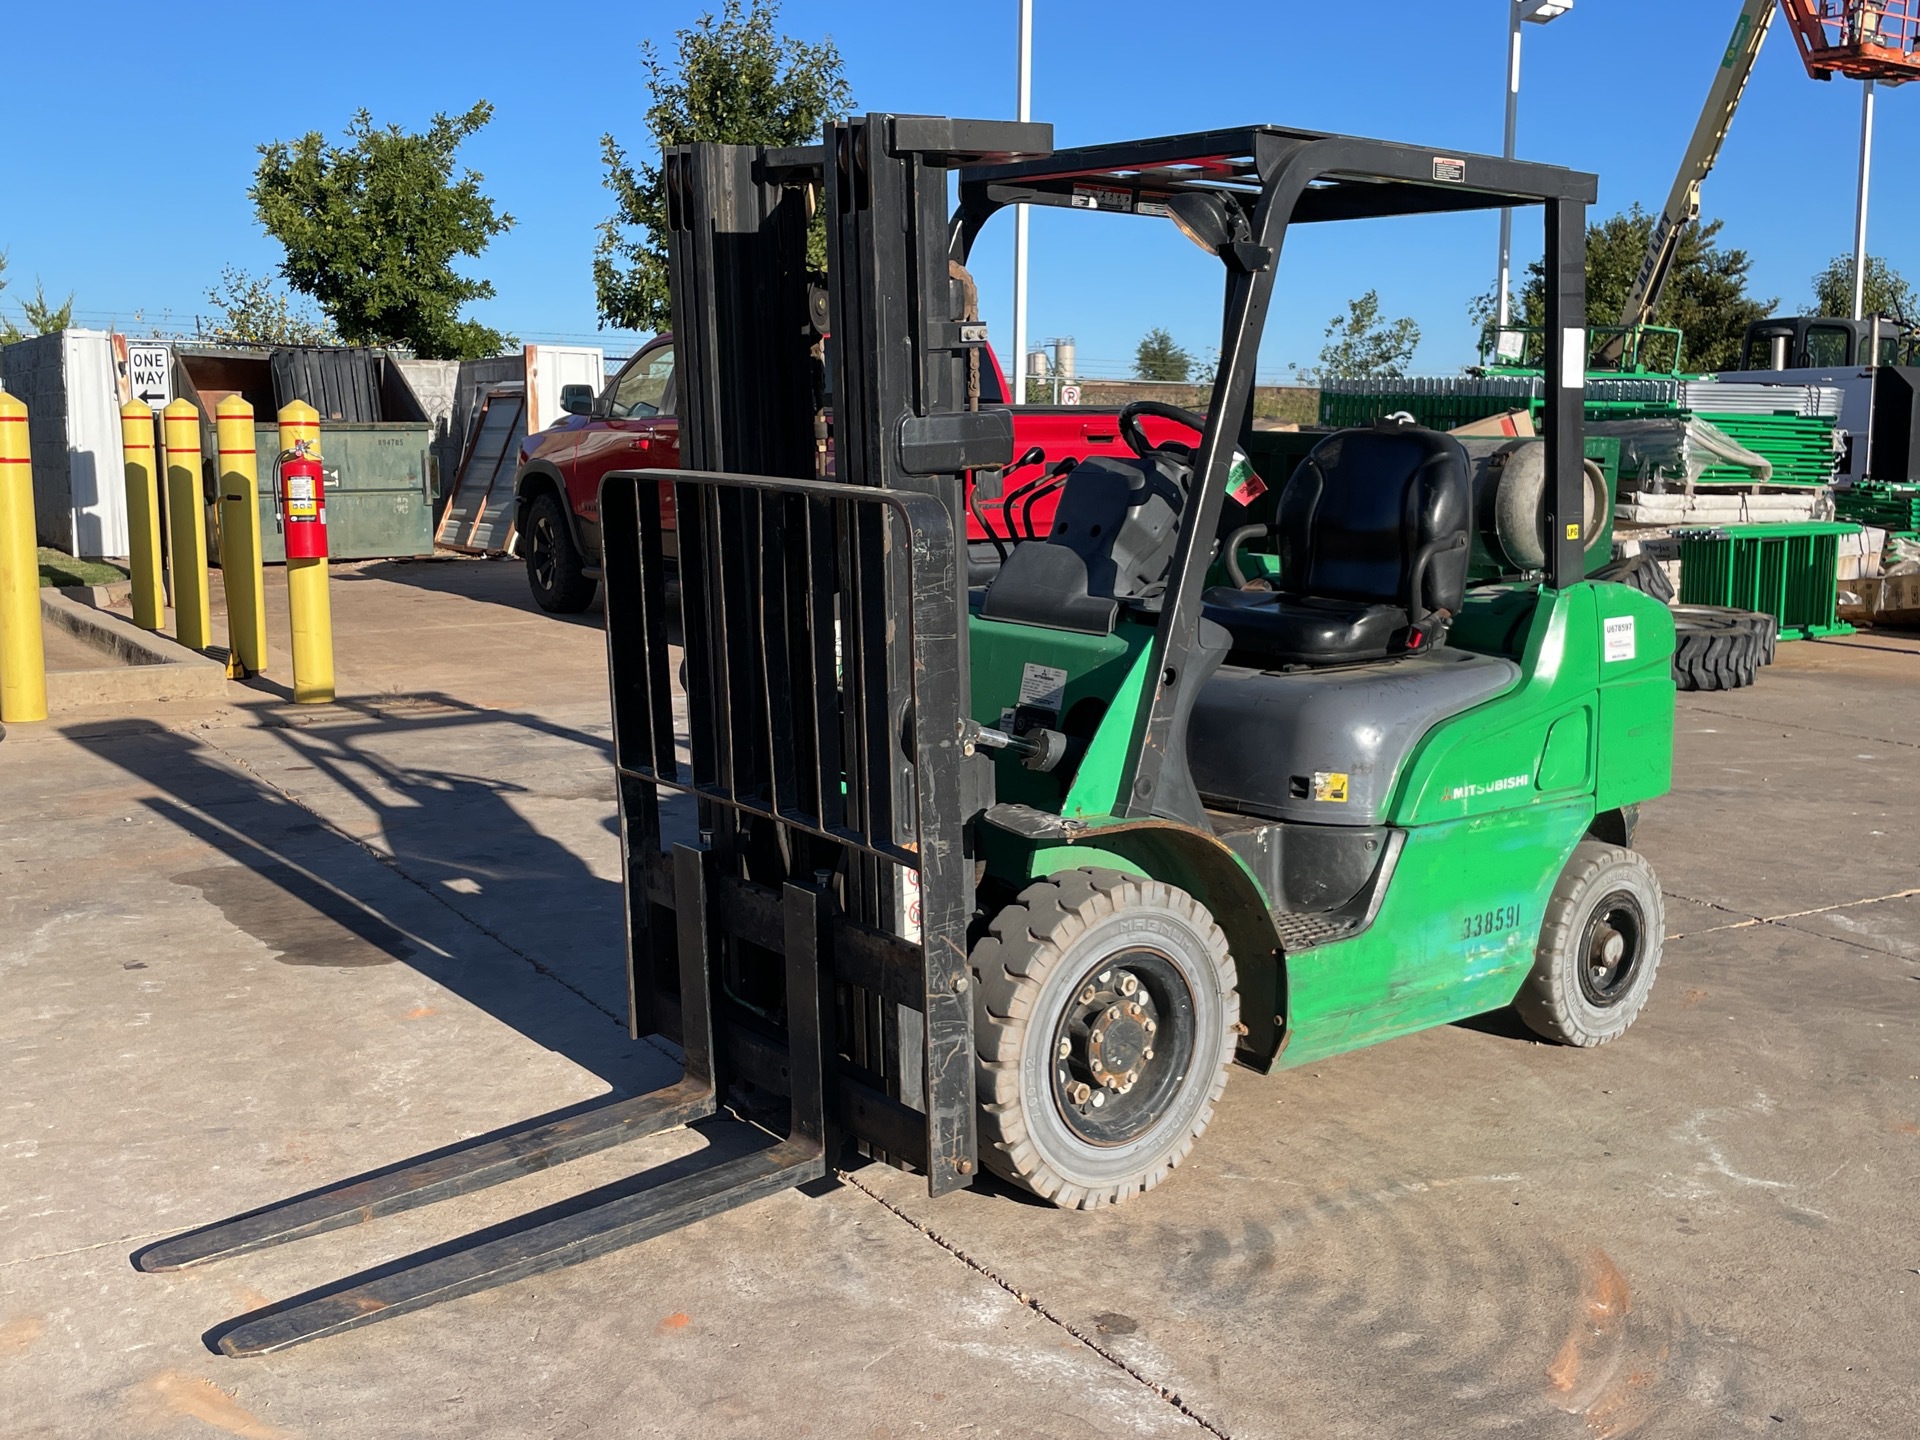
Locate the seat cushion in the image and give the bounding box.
[1187,648,1521,825]
[1203,587,1409,666]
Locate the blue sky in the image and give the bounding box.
[1,1,1910,379]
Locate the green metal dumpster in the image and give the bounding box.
[250,423,433,563]
[172,345,436,563]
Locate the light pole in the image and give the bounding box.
[1012,0,1033,404]
[1852,77,1875,321]
[1496,0,1573,347]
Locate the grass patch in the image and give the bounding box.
[38,547,129,589]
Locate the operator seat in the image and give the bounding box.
[1204,421,1470,666]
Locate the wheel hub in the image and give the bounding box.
[1579,892,1645,1008]
[1050,952,1193,1144]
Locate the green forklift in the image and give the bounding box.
[138,116,1675,1348]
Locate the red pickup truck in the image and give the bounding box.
[512,334,1184,613]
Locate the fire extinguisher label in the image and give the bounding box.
[286,475,318,518]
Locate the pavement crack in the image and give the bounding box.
[840,1171,1232,1438]
[0,1229,175,1270]
[1683,702,1920,753]
[1663,885,1920,957]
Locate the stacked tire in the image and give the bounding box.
[1590,553,1776,693]
[1668,606,1775,691]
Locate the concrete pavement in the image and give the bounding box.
[2,557,1916,1437]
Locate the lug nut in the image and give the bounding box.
[1058,1036,1072,1059]
[1119,974,1138,996]
[1145,1019,1157,1034]
[1143,1048,1154,1061]
[1079,985,1097,1004]
[1071,1081,1092,1105]
[1107,1005,1120,1021]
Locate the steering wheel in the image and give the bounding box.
[1118,400,1206,462]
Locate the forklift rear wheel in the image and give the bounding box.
[1515,842,1664,1047]
[971,868,1238,1209]
[525,490,598,614]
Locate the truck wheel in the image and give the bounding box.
[1514,842,1664,1048]
[525,490,597,614]
[971,868,1238,1209]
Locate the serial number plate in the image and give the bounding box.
[1461,904,1522,940]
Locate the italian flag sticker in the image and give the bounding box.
[1225,450,1267,505]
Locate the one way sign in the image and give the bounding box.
[127,342,173,411]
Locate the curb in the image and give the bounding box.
[38,590,229,711]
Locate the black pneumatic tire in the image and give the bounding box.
[971,868,1239,1210]
[524,489,598,614]
[1514,842,1665,1048]
[1670,605,1763,691]
[1590,553,1675,605]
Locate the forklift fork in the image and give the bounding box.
[136,851,832,1357]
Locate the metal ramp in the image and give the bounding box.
[435,385,525,554]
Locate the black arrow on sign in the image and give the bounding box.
[137,390,166,404]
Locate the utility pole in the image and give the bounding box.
[1853,77,1875,321]
[1012,0,1033,403]
[1496,1,1573,348]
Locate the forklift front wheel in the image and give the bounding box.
[971,869,1239,1210]
[1514,842,1665,1048]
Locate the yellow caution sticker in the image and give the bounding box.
[1313,771,1349,803]
[1566,522,1581,541]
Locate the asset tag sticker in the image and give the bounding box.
[1604,615,1636,663]
[1018,662,1068,715]
[1313,771,1349,803]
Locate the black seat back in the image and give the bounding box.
[1275,425,1470,618]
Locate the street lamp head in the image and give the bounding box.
[1519,0,1573,22]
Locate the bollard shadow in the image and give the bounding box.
[62,692,685,1091]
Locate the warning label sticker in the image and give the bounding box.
[1604,615,1636,663]
[1070,185,1133,212]
[1432,156,1466,183]
[1018,663,1068,715]
[1313,771,1349,804]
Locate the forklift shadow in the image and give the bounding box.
[63,694,660,1092]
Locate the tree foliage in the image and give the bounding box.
[1310,291,1419,380]
[252,103,514,359]
[0,253,74,344]
[1496,204,1772,372]
[198,267,339,347]
[1134,327,1193,382]
[1809,253,1916,321]
[594,0,852,333]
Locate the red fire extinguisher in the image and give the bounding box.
[277,440,329,559]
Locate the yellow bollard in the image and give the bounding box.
[162,399,212,650]
[0,392,48,724]
[119,401,167,631]
[214,397,267,677]
[276,400,334,704]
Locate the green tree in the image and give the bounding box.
[594,0,852,333]
[0,254,74,344]
[1134,327,1193,382]
[198,267,339,347]
[1809,254,1916,320]
[251,103,514,359]
[1497,204,1772,372]
[1309,290,1419,380]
